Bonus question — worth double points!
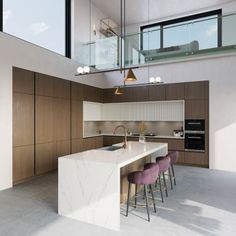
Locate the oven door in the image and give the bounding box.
[185,133,205,151]
[185,119,205,131]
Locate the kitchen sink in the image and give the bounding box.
[98,146,124,151]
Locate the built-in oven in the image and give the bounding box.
[185,119,205,131]
[185,119,205,152]
[185,133,205,152]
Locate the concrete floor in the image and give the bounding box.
[0,166,236,236]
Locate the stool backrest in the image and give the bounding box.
[169,151,179,165]
[142,163,159,185]
[157,156,170,172]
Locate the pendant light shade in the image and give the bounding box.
[125,69,137,82]
[114,87,124,95]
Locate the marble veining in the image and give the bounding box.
[58,141,168,230]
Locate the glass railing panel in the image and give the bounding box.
[222,13,236,47]
[74,12,236,71]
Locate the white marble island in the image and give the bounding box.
[58,141,168,231]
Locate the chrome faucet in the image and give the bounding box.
[113,125,127,149]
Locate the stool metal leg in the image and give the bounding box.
[126,182,131,217]
[171,165,177,186]
[159,175,164,203]
[144,184,150,222]
[134,184,137,208]
[162,173,168,197]
[168,168,173,190]
[149,184,156,213]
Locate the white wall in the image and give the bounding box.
[0,32,105,191]
[103,54,236,173]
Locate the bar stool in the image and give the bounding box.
[143,162,164,203]
[156,156,171,200]
[126,163,159,222]
[169,151,179,186]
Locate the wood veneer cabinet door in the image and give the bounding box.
[124,86,149,102]
[165,83,185,100]
[71,139,83,154]
[71,82,83,101]
[53,79,70,99]
[83,84,103,102]
[35,73,54,97]
[13,67,34,94]
[35,143,55,175]
[54,98,70,141]
[13,146,34,183]
[149,84,166,101]
[13,93,34,147]
[176,151,185,164]
[185,81,208,100]
[184,152,206,166]
[71,100,83,139]
[35,96,54,144]
[103,89,114,103]
[185,99,206,119]
[54,141,70,169]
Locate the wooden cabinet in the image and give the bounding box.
[71,100,83,139]
[35,143,55,175]
[103,88,114,103]
[147,138,184,151]
[185,99,206,119]
[103,136,124,146]
[184,152,206,166]
[53,79,70,99]
[123,86,149,102]
[71,82,83,101]
[54,98,70,141]
[35,96,54,143]
[35,72,71,175]
[165,83,185,100]
[35,73,54,97]
[83,137,103,151]
[13,93,34,147]
[13,67,34,94]
[83,84,103,103]
[71,139,83,154]
[176,151,185,164]
[149,84,166,101]
[13,146,34,183]
[13,67,35,184]
[185,81,208,100]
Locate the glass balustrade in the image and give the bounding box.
[74,12,236,71]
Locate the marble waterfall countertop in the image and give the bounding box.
[58,141,168,230]
[83,133,184,140]
[60,141,168,168]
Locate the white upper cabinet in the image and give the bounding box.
[83,102,102,121]
[83,101,184,122]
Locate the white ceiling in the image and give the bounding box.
[92,0,236,25]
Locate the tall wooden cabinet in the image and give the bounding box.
[35,73,71,175]
[13,68,35,183]
[71,82,83,154]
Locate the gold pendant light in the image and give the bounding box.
[114,87,124,95]
[124,68,137,82]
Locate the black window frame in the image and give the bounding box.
[140,9,222,51]
[0,0,71,58]
[0,0,2,32]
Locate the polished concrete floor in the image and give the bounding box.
[0,166,236,236]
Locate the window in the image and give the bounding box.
[2,0,70,56]
[141,10,222,52]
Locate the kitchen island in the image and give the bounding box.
[58,141,168,231]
